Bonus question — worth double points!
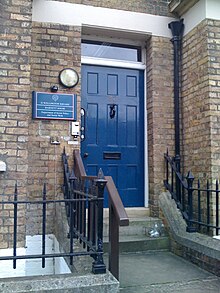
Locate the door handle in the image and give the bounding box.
[83,152,89,158]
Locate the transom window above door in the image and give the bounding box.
[81,41,141,62]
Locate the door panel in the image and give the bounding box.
[81,65,144,207]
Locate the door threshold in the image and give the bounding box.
[104,207,149,219]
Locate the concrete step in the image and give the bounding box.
[104,215,167,238]
[83,208,158,236]
[120,217,166,237]
[103,209,170,253]
[104,235,170,253]
[103,207,150,220]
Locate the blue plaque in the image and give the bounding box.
[32,91,77,120]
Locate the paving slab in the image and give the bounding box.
[119,251,220,292]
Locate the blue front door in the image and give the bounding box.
[81,65,144,207]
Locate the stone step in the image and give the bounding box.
[103,215,166,238]
[103,207,150,220]
[104,235,170,253]
[103,211,170,253]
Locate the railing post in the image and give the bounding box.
[174,154,181,203]
[165,149,169,186]
[42,183,46,268]
[171,164,174,196]
[216,180,219,236]
[198,179,201,232]
[69,171,77,264]
[109,202,119,280]
[92,169,107,274]
[206,180,210,234]
[69,170,77,232]
[13,184,18,269]
[186,171,197,232]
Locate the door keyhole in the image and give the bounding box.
[110,104,116,119]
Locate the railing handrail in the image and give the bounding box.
[63,150,107,274]
[105,176,129,227]
[73,150,129,226]
[73,149,129,280]
[74,149,86,177]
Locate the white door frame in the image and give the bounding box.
[81,42,149,207]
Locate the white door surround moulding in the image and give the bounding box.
[32,0,175,39]
[81,57,146,70]
[32,0,220,39]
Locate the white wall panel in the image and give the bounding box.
[32,0,175,38]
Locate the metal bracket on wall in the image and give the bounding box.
[50,137,60,145]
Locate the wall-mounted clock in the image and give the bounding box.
[59,68,79,88]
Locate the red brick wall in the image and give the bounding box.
[181,19,220,229]
[207,20,220,180]
[53,0,171,16]
[27,22,81,235]
[146,36,174,216]
[182,19,220,180]
[181,20,211,179]
[0,0,32,248]
[0,0,175,246]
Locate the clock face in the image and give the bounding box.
[59,68,79,88]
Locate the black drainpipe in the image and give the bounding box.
[168,19,184,171]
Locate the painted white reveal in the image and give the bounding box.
[0,235,70,278]
[206,0,220,21]
[182,0,206,35]
[32,0,174,38]
[32,0,220,41]
[183,0,220,35]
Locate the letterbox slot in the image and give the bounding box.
[103,152,121,160]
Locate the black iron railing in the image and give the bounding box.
[0,160,106,275]
[164,150,220,236]
[73,149,129,280]
[0,149,128,280]
[62,148,106,274]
